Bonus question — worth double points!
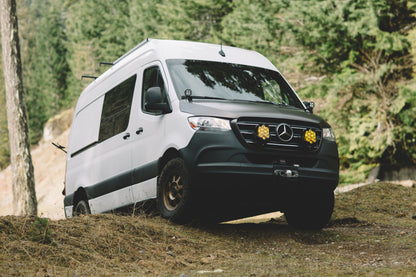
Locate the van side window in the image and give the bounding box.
[142,66,167,113]
[99,75,136,141]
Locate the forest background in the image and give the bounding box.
[0,0,415,185]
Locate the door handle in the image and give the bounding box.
[123,133,130,140]
[136,127,143,135]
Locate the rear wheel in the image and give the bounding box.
[73,199,91,217]
[157,158,192,223]
[284,190,334,230]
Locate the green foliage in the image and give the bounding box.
[156,0,232,42]
[0,0,415,184]
[220,0,275,54]
[20,0,71,143]
[124,0,164,48]
[66,0,130,62]
[28,217,52,244]
[283,0,416,183]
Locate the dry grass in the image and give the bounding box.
[1,182,416,276]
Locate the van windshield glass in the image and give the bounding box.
[166,59,304,109]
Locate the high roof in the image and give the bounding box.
[114,39,276,70]
[76,39,278,111]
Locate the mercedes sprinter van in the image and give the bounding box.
[64,39,339,229]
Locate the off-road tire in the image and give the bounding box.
[157,158,192,223]
[73,199,91,217]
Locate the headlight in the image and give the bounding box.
[188,117,231,131]
[322,128,336,142]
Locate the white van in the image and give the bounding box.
[64,39,339,229]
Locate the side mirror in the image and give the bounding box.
[145,87,172,114]
[303,101,315,113]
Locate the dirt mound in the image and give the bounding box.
[0,110,72,219]
[1,182,415,276]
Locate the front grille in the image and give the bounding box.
[234,118,322,151]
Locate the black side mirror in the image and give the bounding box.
[303,101,315,113]
[145,87,172,114]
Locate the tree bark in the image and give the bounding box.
[0,0,37,216]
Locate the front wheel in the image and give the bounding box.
[73,199,91,217]
[157,158,192,223]
[284,190,334,230]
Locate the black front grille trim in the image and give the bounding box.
[233,118,322,152]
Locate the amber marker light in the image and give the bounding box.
[257,125,270,140]
[304,129,316,144]
[189,121,197,129]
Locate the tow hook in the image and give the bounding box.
[274,169,299,178]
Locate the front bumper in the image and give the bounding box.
[180,129,339,190]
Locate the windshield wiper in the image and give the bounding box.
[180,89,229,102]
[180,95,296,108]
[239,99,286,106]
[252,100,276,105]
[181,95,228,101]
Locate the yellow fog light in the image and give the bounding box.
[304,129,316,144]
[257,125,270,141]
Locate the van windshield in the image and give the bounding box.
[166,59,304,109]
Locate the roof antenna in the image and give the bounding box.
[219,41,225,57]
[81,75,98,80]
[100,62,114,66]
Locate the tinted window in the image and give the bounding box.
[99,75,136,141]
[166,59,304,109]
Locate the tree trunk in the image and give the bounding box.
[0,0,37,216]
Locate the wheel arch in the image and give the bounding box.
[73,186,89,207]
[158,148,182,174]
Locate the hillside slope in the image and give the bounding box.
[0,110,72,219]
[1,183,416,276]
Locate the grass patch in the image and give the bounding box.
[0,182,415,276]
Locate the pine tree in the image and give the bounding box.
[220,0,276,54]
[125,0,164,49]
[66,0,130,63]
[156,0,232,42]
[21,0,71,142]
[280,0,416,183]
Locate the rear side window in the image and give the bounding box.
[99,75,136,141]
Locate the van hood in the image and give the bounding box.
[179,99,330,127]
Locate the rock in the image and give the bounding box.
[368,164,416,183]
[196,269,223,274]
[200,254,215,264]
[43,109,74,142]
[367,166,380,183]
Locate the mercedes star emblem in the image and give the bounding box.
[276,123,293,142]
